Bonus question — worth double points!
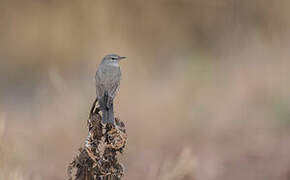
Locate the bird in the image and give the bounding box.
[94,54,126,124]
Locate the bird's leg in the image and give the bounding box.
[89,97,98,118]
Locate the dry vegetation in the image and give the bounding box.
[0,0,290,180]
[68,107,127,180]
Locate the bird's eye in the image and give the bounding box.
[112,57,117,60]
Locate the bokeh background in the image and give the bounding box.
[0,0,290,179]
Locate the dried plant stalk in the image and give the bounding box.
[68,102,127,180]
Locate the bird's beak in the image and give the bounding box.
[118,56,127,60]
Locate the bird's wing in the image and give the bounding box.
[109,69,121,98]
[95,69,105,98]
[109,80,120,98]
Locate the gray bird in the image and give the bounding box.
[95,54,126,124]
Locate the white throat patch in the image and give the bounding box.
[108,61,119,67]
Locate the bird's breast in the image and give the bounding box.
[98,65,121,83]
[95,64,121,98]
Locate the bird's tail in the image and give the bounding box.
[101,107,114,124]
[99,93,115,124]
[101,106,115,124]
[101,109,108,123]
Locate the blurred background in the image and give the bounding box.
[0,0,290,179]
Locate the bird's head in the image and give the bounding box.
[102,54,126,64]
